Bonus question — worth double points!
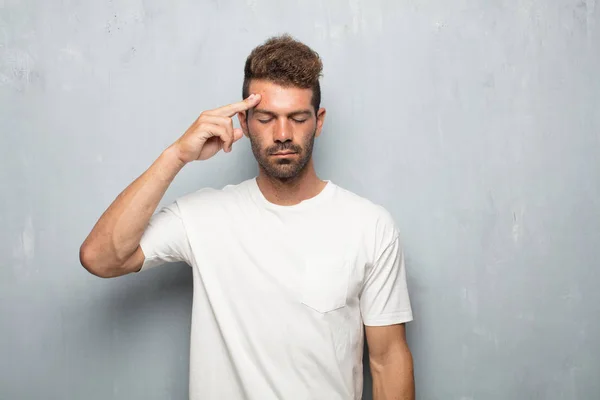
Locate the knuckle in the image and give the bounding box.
[219,119,233,133]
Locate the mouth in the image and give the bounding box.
[271,151,297,156]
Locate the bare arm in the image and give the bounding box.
[79,148,185,277]
[79,94,261,278]
[365,324,415,400]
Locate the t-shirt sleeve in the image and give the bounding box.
[360,234,413,326]
[138,201,193,271]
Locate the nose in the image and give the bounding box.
[273,118,293,143]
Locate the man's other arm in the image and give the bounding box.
[365,323,415,400]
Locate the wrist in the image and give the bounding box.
[156,146,187,179]
[162,145,188,169]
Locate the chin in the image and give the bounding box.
[263,163,302,179]
[269,168,299,179]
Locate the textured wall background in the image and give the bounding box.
[1,0,599,399]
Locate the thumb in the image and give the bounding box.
[233,128,244,142]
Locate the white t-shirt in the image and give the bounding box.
[139,177,412,400]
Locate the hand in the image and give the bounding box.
[172,94,261,163]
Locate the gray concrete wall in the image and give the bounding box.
[1,1,599,399]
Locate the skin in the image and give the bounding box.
[79,94,262,277]
[79,79,414,399]
[238,79,328,205]
[367,323,415,400]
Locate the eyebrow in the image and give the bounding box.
[252,109,313,118]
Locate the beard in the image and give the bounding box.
[248,127,316,180]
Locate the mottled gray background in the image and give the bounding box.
[1,0,599,399]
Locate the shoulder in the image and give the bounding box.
[332,184,399,242]
[174,179,252,209]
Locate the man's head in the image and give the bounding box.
[238,35,326,180]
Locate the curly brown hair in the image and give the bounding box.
[242,34,323,111]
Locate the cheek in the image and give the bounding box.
[248,121,271,137]
[299,122,317,139]
[248,125,270,148]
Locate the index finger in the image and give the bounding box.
[209,94,261,117]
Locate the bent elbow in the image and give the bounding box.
[79,243,113,278]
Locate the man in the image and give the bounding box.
[80,35,414,400]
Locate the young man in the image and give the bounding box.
[80,35,414,400]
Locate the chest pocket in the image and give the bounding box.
[300,257,350,313]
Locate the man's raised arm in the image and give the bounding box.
[79,94,261,278]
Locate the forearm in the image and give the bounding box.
[80,145,185,273]
[371,349,415,400]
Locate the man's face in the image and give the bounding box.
[238,79,326,180]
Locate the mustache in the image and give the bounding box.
[267,143,302,154]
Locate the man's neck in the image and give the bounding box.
[256,164,327,206]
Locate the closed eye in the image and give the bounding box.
[292,118,308,123]
[257,118,273,124]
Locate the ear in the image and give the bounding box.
[237,111,249,137]
[315,107,326,138]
